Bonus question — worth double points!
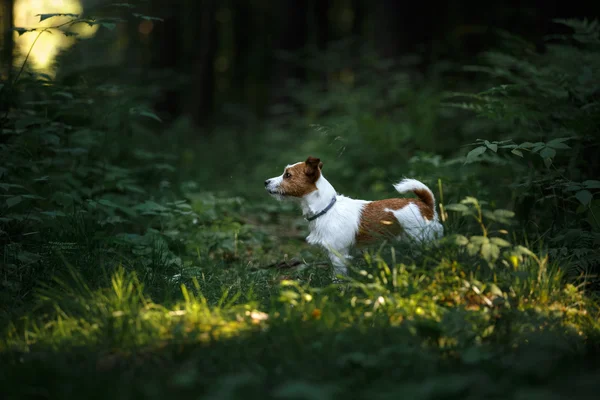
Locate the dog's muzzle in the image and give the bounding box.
[264,179,279,195]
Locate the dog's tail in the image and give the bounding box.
[393,179,437,214]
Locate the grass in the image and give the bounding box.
[2,194,600,399]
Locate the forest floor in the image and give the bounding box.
[2,197,600,400]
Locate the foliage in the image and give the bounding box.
[1,10,600,400]
[1,7,195,320]
[443,18,600,283]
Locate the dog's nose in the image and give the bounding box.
[264,179,270,187]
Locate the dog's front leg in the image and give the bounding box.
[328,249,351,280]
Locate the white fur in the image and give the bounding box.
[266,170,443,279]
[393,178,432,195]
[384,204,443,242]
[392,178,444,239]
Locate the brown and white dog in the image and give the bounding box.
[265,157,443,278]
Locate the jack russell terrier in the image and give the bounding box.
[265,157,443,278]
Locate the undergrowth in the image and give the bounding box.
[1,10,600,400]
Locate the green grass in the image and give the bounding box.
[2,196,600,399]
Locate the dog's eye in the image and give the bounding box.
[284,172,291,179]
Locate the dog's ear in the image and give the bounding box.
[305,157,321,170]
[305,156,322,179]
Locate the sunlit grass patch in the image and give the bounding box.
[1,268,269,352]
[3,241,599,352]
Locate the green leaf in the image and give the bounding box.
[515,245,535,257]
[0,183,25,191]
[511,149,524,157]
[97,199,121,208]
[40,210,67,218]
[460,196,479,206]
[133,13,164,21]
[37,13,79,22]
[518,142,538,149]
[154,163,176,172]
[482,210,497,222]
[445,203,470,213]
[12,27,31,36]
[490,237,511,247]
[22,194,44,200]
[493,209,515,219]
[99,216,128,226]
[279,290,300,302]
[481,325,495,338]
[484,140,498,152]
[547,142,570,149]
[481,243,500,262]
[138,110,162,122]
[540,146,556,159]
[135,201,169,214]
[452,234,469,246]
[575,190,593,206]
[531,143,546,153]
[465,146,487,163]
[466,242,480,256]
[583,180,600,189]
[129,107,162,122]
[488,283,504,297]
[100,22,117,30]
[546,137,571,149]
[6,196,22,208]
[51,192,75,207]
[470,236,489,245]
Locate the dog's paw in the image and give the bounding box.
[331,276,349,292]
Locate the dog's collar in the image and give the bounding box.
[306,196,337,221]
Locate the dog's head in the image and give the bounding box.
[265,157,323,200]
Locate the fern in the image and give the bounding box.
[443,19,600,283]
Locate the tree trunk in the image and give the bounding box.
[1,0,13,81]
[0,0,13,119]
[150,1,182,123]
[186,0,217,126]
[270,0,308,108]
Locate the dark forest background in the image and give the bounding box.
[4,1,599,126]
[1,1,600,399]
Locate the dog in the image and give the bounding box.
[265,156,443,278]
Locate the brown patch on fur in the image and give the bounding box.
[412,188,435,213]
[278,157,322,197]
[356,198,434,245]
